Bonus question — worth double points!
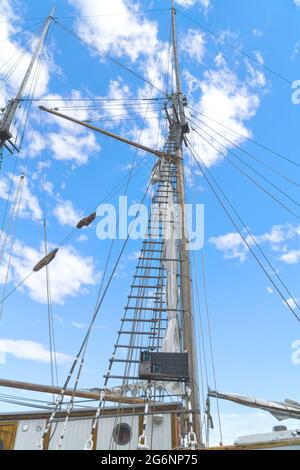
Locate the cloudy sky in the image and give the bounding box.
[1,0,300,446]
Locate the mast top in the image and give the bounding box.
[171,0,182,96]
[49,5,56,18]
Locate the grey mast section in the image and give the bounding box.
[0,6,56,150]
[171,0,201,441]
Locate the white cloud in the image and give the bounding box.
[77,234,88,243]
[71,321,86,329]
[71,321,104,330]
[294,0,300,8]
[40,92,101,166]
[210,232,249,262]
[267,286,274,294]
[210,223,300,265]
[285,297,299,310]
[68,0,159,62]
[0,173,42,222]
[182,29,206,63]
[0,235,99,304]
[188,55,265,167]
[0,1,52,108]
[176,0,211,13]
[280,250,300,265]
[0,338,72,364]
[53,199,83,226]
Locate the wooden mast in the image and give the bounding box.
[0,7,56,151]
[171,0,201,442]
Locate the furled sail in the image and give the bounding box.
[151,160,180,353]
[208,390,300,421]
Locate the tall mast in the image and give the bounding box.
[0,6,56,151]
[171,0,201,442]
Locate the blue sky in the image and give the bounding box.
[1,0,300,445]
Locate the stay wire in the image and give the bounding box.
[200,251,223,446]
[39,179,153,444]
[54,19,165,96]
[193,124,300,220]
[39,110,59,391]
[188,115,300,190]
[186,138,300,324]
[176,8,292,85]
[188,107,300,170]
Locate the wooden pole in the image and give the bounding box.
[171,1,201,441]
[0,378,144,405]
[39,106,164,159]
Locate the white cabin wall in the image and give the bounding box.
[48,418,93,450]
[97,415,139,450]
[14,419,46,450]
[145,414,172,450]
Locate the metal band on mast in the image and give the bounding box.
[171,0,201,443]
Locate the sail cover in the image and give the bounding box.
[208,390,300,421]
[151,159,180,354]
[162,181,180,353]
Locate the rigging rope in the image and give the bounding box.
[85,39,169,451]
[39,111,58,392]
[200,252,223,446]
[38,179,153,450]
[190,123,300,220]
[188,115,300,190]
[176,8,293,85]
[188,107,300,169]
[54,19,165,97]
[186,138,300,324]
[0,174,24,320]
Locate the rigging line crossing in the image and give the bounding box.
[53,9,171,20]
[186,134,300,307]
[0,174,24,320]
[38,179,153,448]
[0,44,31,85]
[39,110,58,392]
[176,8,292,85]
[186,139,300,323]
[75,112,162,426]
[188,116,300,190]
[54,19,165,97]
[24,98,164,102]
[188,107,300,169]
[187,181,209,444]
[89,52,170,443]
[0,153,19,248]
[19,22,56,150]
[0,174,23,269]
[0,155,153,307]
[0,19,45,46]
[193,124,300,220]
[200,252,223,446]
[192,128,300,213]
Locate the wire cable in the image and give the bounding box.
[54,19,165,96]
[190,123,300,220]
[188,107,300,169]
[186,138,300,324]
[176,8,292,85]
